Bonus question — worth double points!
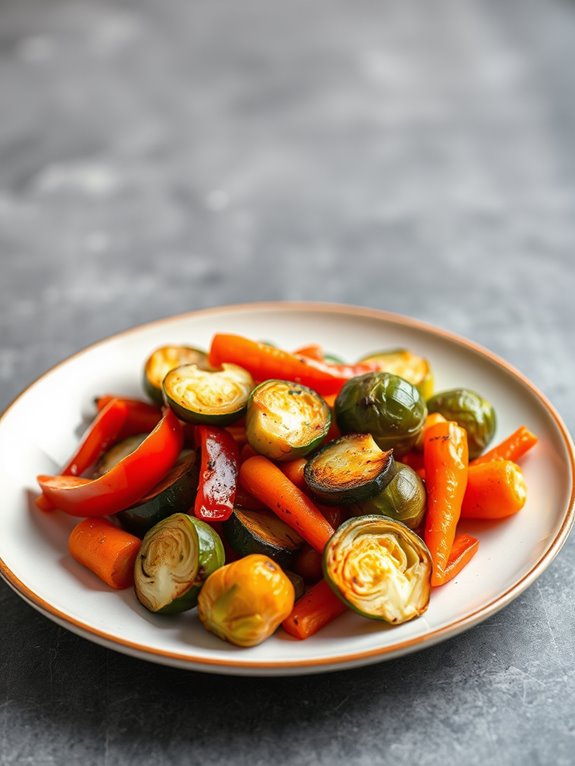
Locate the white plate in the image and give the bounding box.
[0,303,573,676]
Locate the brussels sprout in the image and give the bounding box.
[349,461,426,529]
[359,348,434,401]
[426,388,496,459]
[198,554,295,647]
[246,380,330,461]
[323,515,432,624]
[134,513,225,614]
[335,372,427,455]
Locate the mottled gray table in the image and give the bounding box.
[1,0,575,764]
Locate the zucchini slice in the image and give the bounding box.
[359,349,434,401]
[163,363,253,425]
[92,434,148,478]
[143,345,212,404]
[323,515,432,624]
[245,379,331,461]
[224,508,303,567]
[134,513,225,614]
[116,450,199,537]
[304,433,394,505]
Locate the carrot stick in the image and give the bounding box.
[423,420,469,586]
[438,532,479,585]
[68,518,141,589]
[282,579,346,639]
[322,393,338,409]
[461,460,527,519]
[293,544,324,583]
[471,426,537,466]
[239,456,335,552]
[280,458,307,490]
[209,334,374,396]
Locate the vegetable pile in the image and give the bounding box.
[36,336,538,648]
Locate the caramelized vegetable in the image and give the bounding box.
[335,372,427,455]
[198,554,295,647]
[461,460,527,519]
[323,515,432,624]
[144,345,212,404]
[360,349,434,400]
[426,389,496,460]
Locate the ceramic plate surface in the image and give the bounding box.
[0,303,573,675]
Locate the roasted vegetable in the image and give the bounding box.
[359,349,434,400]
[163,363,253,425]
[461,460,527,519]
[92,434,148,478]
[426,388,496,460]
[68,518,141,590]
[245,380,331,461]
[194,425,239,522]
[197,554,295,647]
[423,419,469,586]
[116,450,199,537]
[144,345,212,404]
[350,461,426,529]
[224,508,304,567]
[323,515,432,624]
[304,433,394,505]
[37,409,183,518]
[134,513,225,614]
[335,372,427,455]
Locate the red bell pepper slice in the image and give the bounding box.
[37,409,183,517]
[62,399,129,477]
[194,425,239,522]
[208,334,375,396]
[95,395,162,437]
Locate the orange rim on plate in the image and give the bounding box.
[1,302,574,672]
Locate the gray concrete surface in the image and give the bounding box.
[1,0,574,764]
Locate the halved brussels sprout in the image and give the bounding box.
[427,388,496,460]
[143,345,212,404]
[335,372,427,455]
[304,433,394,505]
[359,349,434,401]
[323,515,431,624]
[246,379,331,461]
[134,513,225,614]
[163,363,254,425]
[349,461,426,529]
[197,554,295,647]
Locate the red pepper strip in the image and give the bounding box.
[438,532,480,586]
[194,425,240,522]
[209,334,375,396]
[293,344,325,361]
[37,409,183,517]
[95,395,162,437]
[62,399,129,477]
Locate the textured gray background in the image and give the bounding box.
[1,0,575,764]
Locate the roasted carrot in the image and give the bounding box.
[293,544,324,583]
[282,579,346,639]
[471,426,537,466]
[68,518,141,589]
[415,412,447,451]
[280,458,307,490]
[209,334,374,396]
[239,456,335,553]
[423,420,469,586]
[461,460,527,519]
[438,532,479,585]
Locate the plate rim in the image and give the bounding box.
[1,300,574,673]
